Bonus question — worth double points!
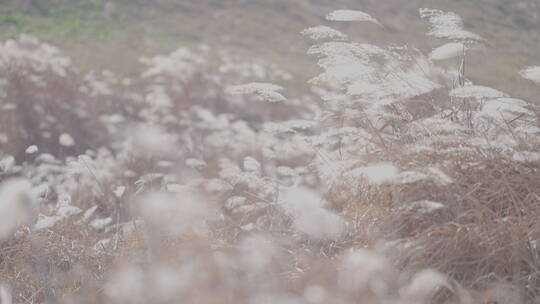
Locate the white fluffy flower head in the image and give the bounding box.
[227,82,286,103]
[326,9,380,24]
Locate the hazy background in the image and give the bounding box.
[1,0,539,101]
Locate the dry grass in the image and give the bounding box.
[1,7,540,303]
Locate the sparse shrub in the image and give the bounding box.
[0,35,112,159]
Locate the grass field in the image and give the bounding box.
[1,0,539,100]
[2,2,540,303]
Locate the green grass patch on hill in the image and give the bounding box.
[0,0,128,40]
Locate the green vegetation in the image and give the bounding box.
[0,0,128,40]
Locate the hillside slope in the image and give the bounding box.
[1,0,539,100]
